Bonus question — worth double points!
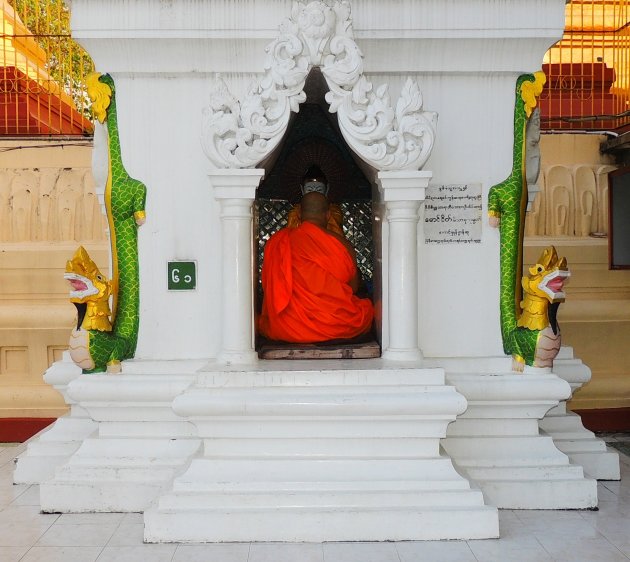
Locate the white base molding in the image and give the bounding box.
[540,347,620,480]
[144,361,499,542]
[14,353,97,485]
[39,360,205,513]
[438,357,598,509]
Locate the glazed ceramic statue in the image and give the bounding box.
[488,72,570,371]
[65,73,146,374]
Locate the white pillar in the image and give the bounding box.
[377,170,431,362]
[209,169,264,364]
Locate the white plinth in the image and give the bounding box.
[144,361,498,542]
[438,357,598,509]
[540,347,620,480]
[14,353,98,485]
[40,360,204,512]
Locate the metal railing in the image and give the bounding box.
[1,0,93,135]
[541,0,630,132]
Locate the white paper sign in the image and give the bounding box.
[424,183,482,245]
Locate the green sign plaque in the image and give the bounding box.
[168,261,196,291]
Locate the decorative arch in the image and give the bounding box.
[201,0,437,172]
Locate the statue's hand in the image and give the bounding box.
[489,216,500,229]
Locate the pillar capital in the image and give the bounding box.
[377,170,432,202]
[209,168,265,201]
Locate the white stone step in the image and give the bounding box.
[197,418,450,439]
[177,385,461,417]
[144,505,499,542]
[37,417,97,441]
[464,464,585,481]
[42,480,167,513]
[13,456,73,484]
[156,489,487,510]
[169,479,473,494]
[539,415,595,434]
[174,457,469,487]
[551,439,608,453]
[477,478,597,509]
[203,436,439,458]
[13,416,98,484]
[196,365,446,388]
[53,465,180,483]
[570,451,620,480]
[98,421,197,438]
[444,436,570,465]
[66,438,200,460]
[20,441,82,457]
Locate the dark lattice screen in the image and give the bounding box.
[255,199,374,286]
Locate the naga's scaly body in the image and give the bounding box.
[488,73,554,370]
[66,73,146,374]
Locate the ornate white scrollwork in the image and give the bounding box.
[201,0,437,171]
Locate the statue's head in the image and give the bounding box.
[523,246,570,303]
[65,246,111,304]
[301,164,329,196]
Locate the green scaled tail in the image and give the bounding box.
[487,73,541,367]
[84,73,146,373]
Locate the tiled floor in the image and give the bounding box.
[1,442,630,562]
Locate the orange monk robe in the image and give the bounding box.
[258,221,373,343]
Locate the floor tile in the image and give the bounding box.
[0,504,60,525]
[0,486,30,505]
[467,536,553,562]
[36,523,119,547]
[20,546,102,562]
[586,514,630,542]
[0,546,29,562]
[537,536,629,562]
[0,520,55,547]
[11,485,41,506]
[249,542,324,562]
[601,480,624,495]
[105,523,144,546]
[323,542,399,562]
[96,544,177,562]
[172,543,251,562]
[512,512,603,540]
[397,540,477,562]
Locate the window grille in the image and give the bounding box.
[1,0,93,135]
[541,0,630,132]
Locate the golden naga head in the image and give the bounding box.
[65,246,111,304]
[523,246,570,303]
[86,72,112,124]
[521,71,546,118]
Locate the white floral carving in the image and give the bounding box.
[202,0,437,171]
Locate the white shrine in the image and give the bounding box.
[14,0,620,543]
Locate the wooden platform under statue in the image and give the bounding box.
[258,336,380,360]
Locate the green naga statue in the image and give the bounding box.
[65,73,146,374]
[488,72,570,372]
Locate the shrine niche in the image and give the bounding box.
[254,68,375,325]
